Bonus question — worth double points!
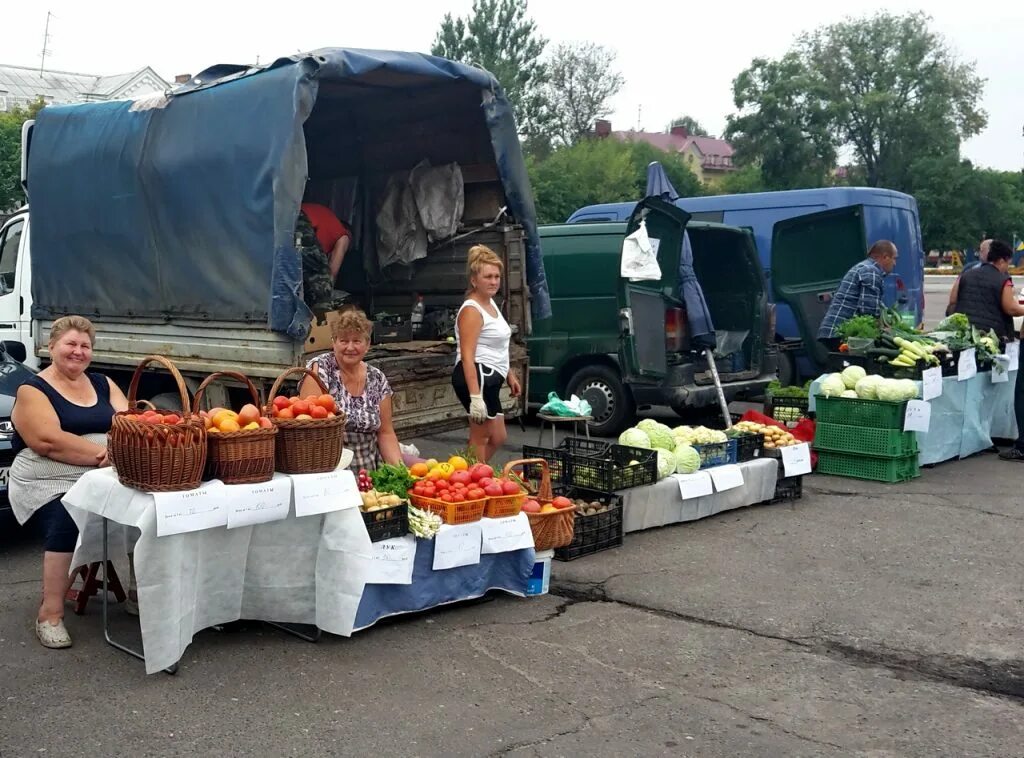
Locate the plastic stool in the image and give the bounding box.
[537,413,592,447]
[66,561,125,615]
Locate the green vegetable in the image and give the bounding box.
[821,374,847,397]
[646,424,676,451]
[937,313,970,333]
[618,428,651,448]
[368,463,415,499]
[766,380,812,399]
[673,444,701,474]
[840,365,867,389]
[836,315,881,340]
[656,448,676,479]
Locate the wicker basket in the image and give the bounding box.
[506,458,576,551]
[265,367,346,474]
[107,355,207,492]
[193,371,277,485]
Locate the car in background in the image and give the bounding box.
[0,342,37,514]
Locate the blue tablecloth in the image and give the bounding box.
[810,371,1017,465]
[353,540,534,631]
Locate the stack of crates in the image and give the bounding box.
[813,396,920,483]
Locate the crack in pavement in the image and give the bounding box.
[692,693,845,752]
[548,582,1024,704]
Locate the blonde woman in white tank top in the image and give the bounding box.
[452,245,521,463]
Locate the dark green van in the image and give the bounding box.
[527,198,778,435]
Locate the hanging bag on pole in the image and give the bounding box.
[620,219,661,282]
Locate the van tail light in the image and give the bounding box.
[665,307,686,352]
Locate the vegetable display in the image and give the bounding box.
[820,372,919,402]
[731,420,800,448]
[672,444,701,474]
[407,504,442,538]
[655,448,676,479]
[618,428,651,449]
[368,463,416,499]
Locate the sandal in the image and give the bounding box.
[35,619,72,649]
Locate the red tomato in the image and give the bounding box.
[478,477,494,489]
[501,479,521,495]
[467,487,486,500]
[273,395,291,410]
[552,496,573,510]
[440,492,453,503]
[436,480,450,491]
[452,492,466,503]
[484,483,504,497]
[161,413,181,426]
[449,471,472,486]
[470,463,494,482]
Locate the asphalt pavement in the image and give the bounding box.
[3,412,1023,756]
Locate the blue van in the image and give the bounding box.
[567,187,925,381]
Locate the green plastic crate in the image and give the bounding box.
[813,422,919,458]
[814,395,907,429]
[816,450,920,483]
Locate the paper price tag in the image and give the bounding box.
[957,347,976,382]
[921,367,942,401]
[433,523,483,570]
[1006,342,1020,372]
[225,474,292,529]
[480,513,535,554]
[780,443,812,477]
[291,470,361,518]
[991,357,1010,384]
[903,399,931,432]
[153,480,228,537]
[708,464,744,492]
[364,536,417,585]
[672,471,713,500]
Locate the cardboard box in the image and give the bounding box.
[304,309,345,354]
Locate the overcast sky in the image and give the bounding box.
[4,0,1021,170]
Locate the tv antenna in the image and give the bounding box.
[40,11,55,76]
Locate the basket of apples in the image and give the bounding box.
[265,368,346,474]
[504,458,576,551]
[108,355,208,492]
[193,371,278,485]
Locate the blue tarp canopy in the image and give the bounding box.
[27,48,550,337]
[644,162,716,350]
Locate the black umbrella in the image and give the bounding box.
[644,162,729,426]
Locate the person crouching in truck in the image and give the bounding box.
[298,201,352,313]
[301,305,403,472]
[817,240,898,352]
[452,246,521,463]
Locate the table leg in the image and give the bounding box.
[102,518,178,675]
[538,420,544,446]
[552,421,557,448]
[264,621,322,643]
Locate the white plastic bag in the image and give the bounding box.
[620,219,661,282]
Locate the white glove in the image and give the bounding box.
[468,394,488,423]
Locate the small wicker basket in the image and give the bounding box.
[264,367,346,474]
[192,371,277,485]
[107,355,207,492]
[506,458,576,551]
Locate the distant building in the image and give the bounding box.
[594,119,737,186]
[0,63,170,112]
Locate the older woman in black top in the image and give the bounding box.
[954,240,1024,340]
[9,316,129,649]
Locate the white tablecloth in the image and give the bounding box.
[64,468,372,674]
[621,458,780,533]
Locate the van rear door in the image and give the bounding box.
[771,206,866,367]
[618,197,690,381]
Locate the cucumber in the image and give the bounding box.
[867,347,901,358]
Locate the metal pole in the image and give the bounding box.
[704,348,733,428]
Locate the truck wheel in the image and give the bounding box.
[566,365,634,437]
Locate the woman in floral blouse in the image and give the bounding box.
[302,306,402,471]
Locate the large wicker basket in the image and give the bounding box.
[265,367,346,474]
[108,355,207,492]
[193,371,278,485]
[506,458,576,551]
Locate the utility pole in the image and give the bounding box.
[40,11,54,76]
[636,104,642,132]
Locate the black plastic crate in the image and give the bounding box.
[553,486,624,562]
[567,444,657,491]
[558,437,610,458]
[769,475,803,504]
[521,444,568,486]
[765,394,810,426]
[729,432,765,462]
[361,502,409,543]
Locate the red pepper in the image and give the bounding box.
[838,343,849,353]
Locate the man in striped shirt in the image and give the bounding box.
[817,240,898,349]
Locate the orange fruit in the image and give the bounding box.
[237,404,260,426]
[218,418,241,433]
[242,421,260,430]
[448,456,469,471]
[291,399,311,416]
[276,406,294,419]
[211,409,237,428]
[410,462,429,478]
[309,405,329,419]
[315,394,337,413]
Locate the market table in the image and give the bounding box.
[810,371,1016,465]
[64,468,533,674]
[620,457,780,533]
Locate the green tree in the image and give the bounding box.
[544,42,624,146]
[667,115,708,136]
[0,99,44,212]
[708,164,768,196]
[527,138,703,224]
[726,12,986,192]
[431,0,549,137]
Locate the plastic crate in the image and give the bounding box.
[816,451,920,483]
[765,394,810,426]
[814,395,907,429]
[729,432,764,462]
[521,445,567,486]
[558,437,610,458]
[567,444,657,491]
[361,502,409,542]
[409,494,487,524]
[769,475,803,504]
[692,440,734,469]
[813,422,918,458]
[553,486,624,562]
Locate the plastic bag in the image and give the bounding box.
[539,392,593,418]
[619,220,661,282]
